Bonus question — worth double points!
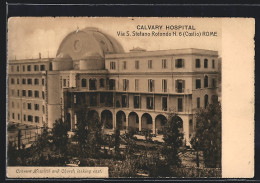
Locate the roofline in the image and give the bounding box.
[105,48,219,59]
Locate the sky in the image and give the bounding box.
[8,17,222,60]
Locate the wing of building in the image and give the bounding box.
[7,27,220,145]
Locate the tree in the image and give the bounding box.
[51,119,69,156]
[7,141,18,166]
[33,124,50,152]
[73,110,90,157]
[162,113,184,167]
[192,101,221,168]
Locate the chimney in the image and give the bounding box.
[39,52,41,59]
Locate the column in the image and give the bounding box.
[152,118,156,135]
[126,116,129,131]
[138,115,142,131]
[73,113,77,131]
[113,111,116,130]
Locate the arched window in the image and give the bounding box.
[204,75,208,88]
[204,94,208,108]
[89,78,97,90]
[81,78,87,87]
[204,59,208,68]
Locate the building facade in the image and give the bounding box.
[7,27,220,144]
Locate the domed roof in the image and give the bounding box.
[56,27,124,60]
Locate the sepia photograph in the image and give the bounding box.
[6,17,238,178]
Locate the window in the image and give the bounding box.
[18,114,20,120]
[34,65,39,71]
[162,79,167,92]
[212,78,216,88]
[175,80,185,93]
[162,59,167,69]
[89,78,97,90]
[178,98,183,112]
[11,78,15,84]
[109,79,115,90]
[12,113,15,119]
[28,90,32,97]
[42,105,45,114]
[17,66,19,72]
[197,97,200,108]
[23,115,26,121]
[146,97,154,109]
[110,62,116,70]
[27,65,31,71]
[134,96,140,108]
[176,59,184,68]
[123,79,129,91]
[34,104,39,110]
[162,97,167,111]
[148,60,152,69]
[81,78,87,87]
[28,115,33,122]
[63,79,66,87]
[99,78,104,88]
[17,90,20,96]
[204,94,208,108]
[100,93,105,103]
[17,78,19,84]
[22,90,26,97]
[204,75,208,88]
[35,116,39,123]
[12,101,14,108]
[196,79,201,89]
[204,59,208,68]
[195,59,201,68]
[42,79,44,85]
[212,60,215,68]
[34,78,39,85]
[135,79,139,91]
[122,95,128,108]
[27,103,32,110]
[42,91,45,99]
[22,78,26,84]
[27,78,32,85]
[148,79,154,92]
[40,65,45,71]
[89,93,97,106]
[122,61,127,70]
[22,65,25,72]
[135,60,139,69]
[34,91,39,98]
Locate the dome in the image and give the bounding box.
[55,27,124,62]
[52,53,73,71]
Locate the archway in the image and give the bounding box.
[155,114,167,134]
[128,112,139,131]
[116,111,126,130]
[141,113,153,132]
[87,110,99,121]
[204,94,209,108]
[101,110,113,129]
[175,115,183,132]
[211,95,218,104]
